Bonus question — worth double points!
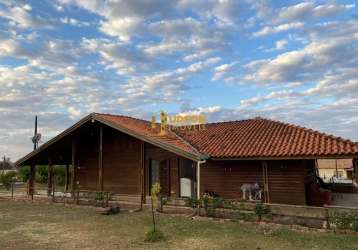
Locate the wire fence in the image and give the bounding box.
[0,182,111,207]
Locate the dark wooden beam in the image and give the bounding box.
[71,137,76,194]
[47,161,53,196]
[262,161,270,203]
[65,164,69,192]
[28,164,35,199]
[140,141,145,206]
[98,124,103,191]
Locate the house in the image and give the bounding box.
[15,113,358,206]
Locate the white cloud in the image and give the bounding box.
[245,35,357,84]
[277,2,355,23]
[212,62,237,81]
[0,2,52,29]
[275,39,287,50]
[253,22,304,37]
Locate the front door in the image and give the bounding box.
[149,159,170,196]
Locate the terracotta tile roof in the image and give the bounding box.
[15,113,358,166]
[175,118,358,159]
[94,113,202,159]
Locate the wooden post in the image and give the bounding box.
[71,137,76,197]
[11,182,14,199]
[262,161,270,203]
[98,124,103,191]
[140,141,145,207]
[52,181,55,202]
[47,162,53,197]
[65,164,69,192]
[29,164,35,200]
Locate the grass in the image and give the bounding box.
[0,200,358,249]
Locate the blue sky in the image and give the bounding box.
[0,0,357,160]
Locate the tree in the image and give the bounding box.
[145,183,165,242]
[0,156,13,173]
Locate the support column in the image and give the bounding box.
[28,164,35,199]
[47,162,53,196]
[71,137,76,194]
[98,124,103,191]
[262,161,270,203]
[140,141,145,206]
[65,164,69,192]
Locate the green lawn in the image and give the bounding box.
[0,201,357,250]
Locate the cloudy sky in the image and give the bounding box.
[0,0,357,160]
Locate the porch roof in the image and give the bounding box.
[15,113,205,166]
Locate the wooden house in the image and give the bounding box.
[15,113,358,206]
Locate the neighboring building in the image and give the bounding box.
[16,113,358,207]
[318,159,353,182]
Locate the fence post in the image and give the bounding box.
[325,207,330,229]
[11,182,14,199]
[76,189,79,205]
[52,181,55,202]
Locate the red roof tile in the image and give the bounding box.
[96,114,358,159]
[94,113,201,159]
[175,118,358,158]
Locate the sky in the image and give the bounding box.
[0,0,357,161]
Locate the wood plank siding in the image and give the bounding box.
[102,126,141,194]
[201,160,263,199]
[267,160,306,205]
[201,160,309,205]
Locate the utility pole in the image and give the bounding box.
[29,116,38,199]
[34,116,38,150]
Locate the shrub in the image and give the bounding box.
[254,202,270,221]
[330,212,358,232]
[202,195,224,217]
[145,228,165,242]
[184,197,200,208]
[36,165,48,184]
[0,171,17,190]
[53,166,65,186]
[18,166,30,182]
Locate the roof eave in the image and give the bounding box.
[15,114,94,167]
[210,154,358,161]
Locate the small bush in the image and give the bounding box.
[330,212,358,232]
[202,195,224,217]
[145,229,165,242]
[184,197,200,208]
[0,171,17,190]
[36,165,48,184]
[18,166,30,182]
[254,202,270,221]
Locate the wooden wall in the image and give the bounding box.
[102,126,141,194]
[201,160,307,205]
[267,160,306,205]
[201,160,263,199]
[75,124,99,190]
[75,124,142,195]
